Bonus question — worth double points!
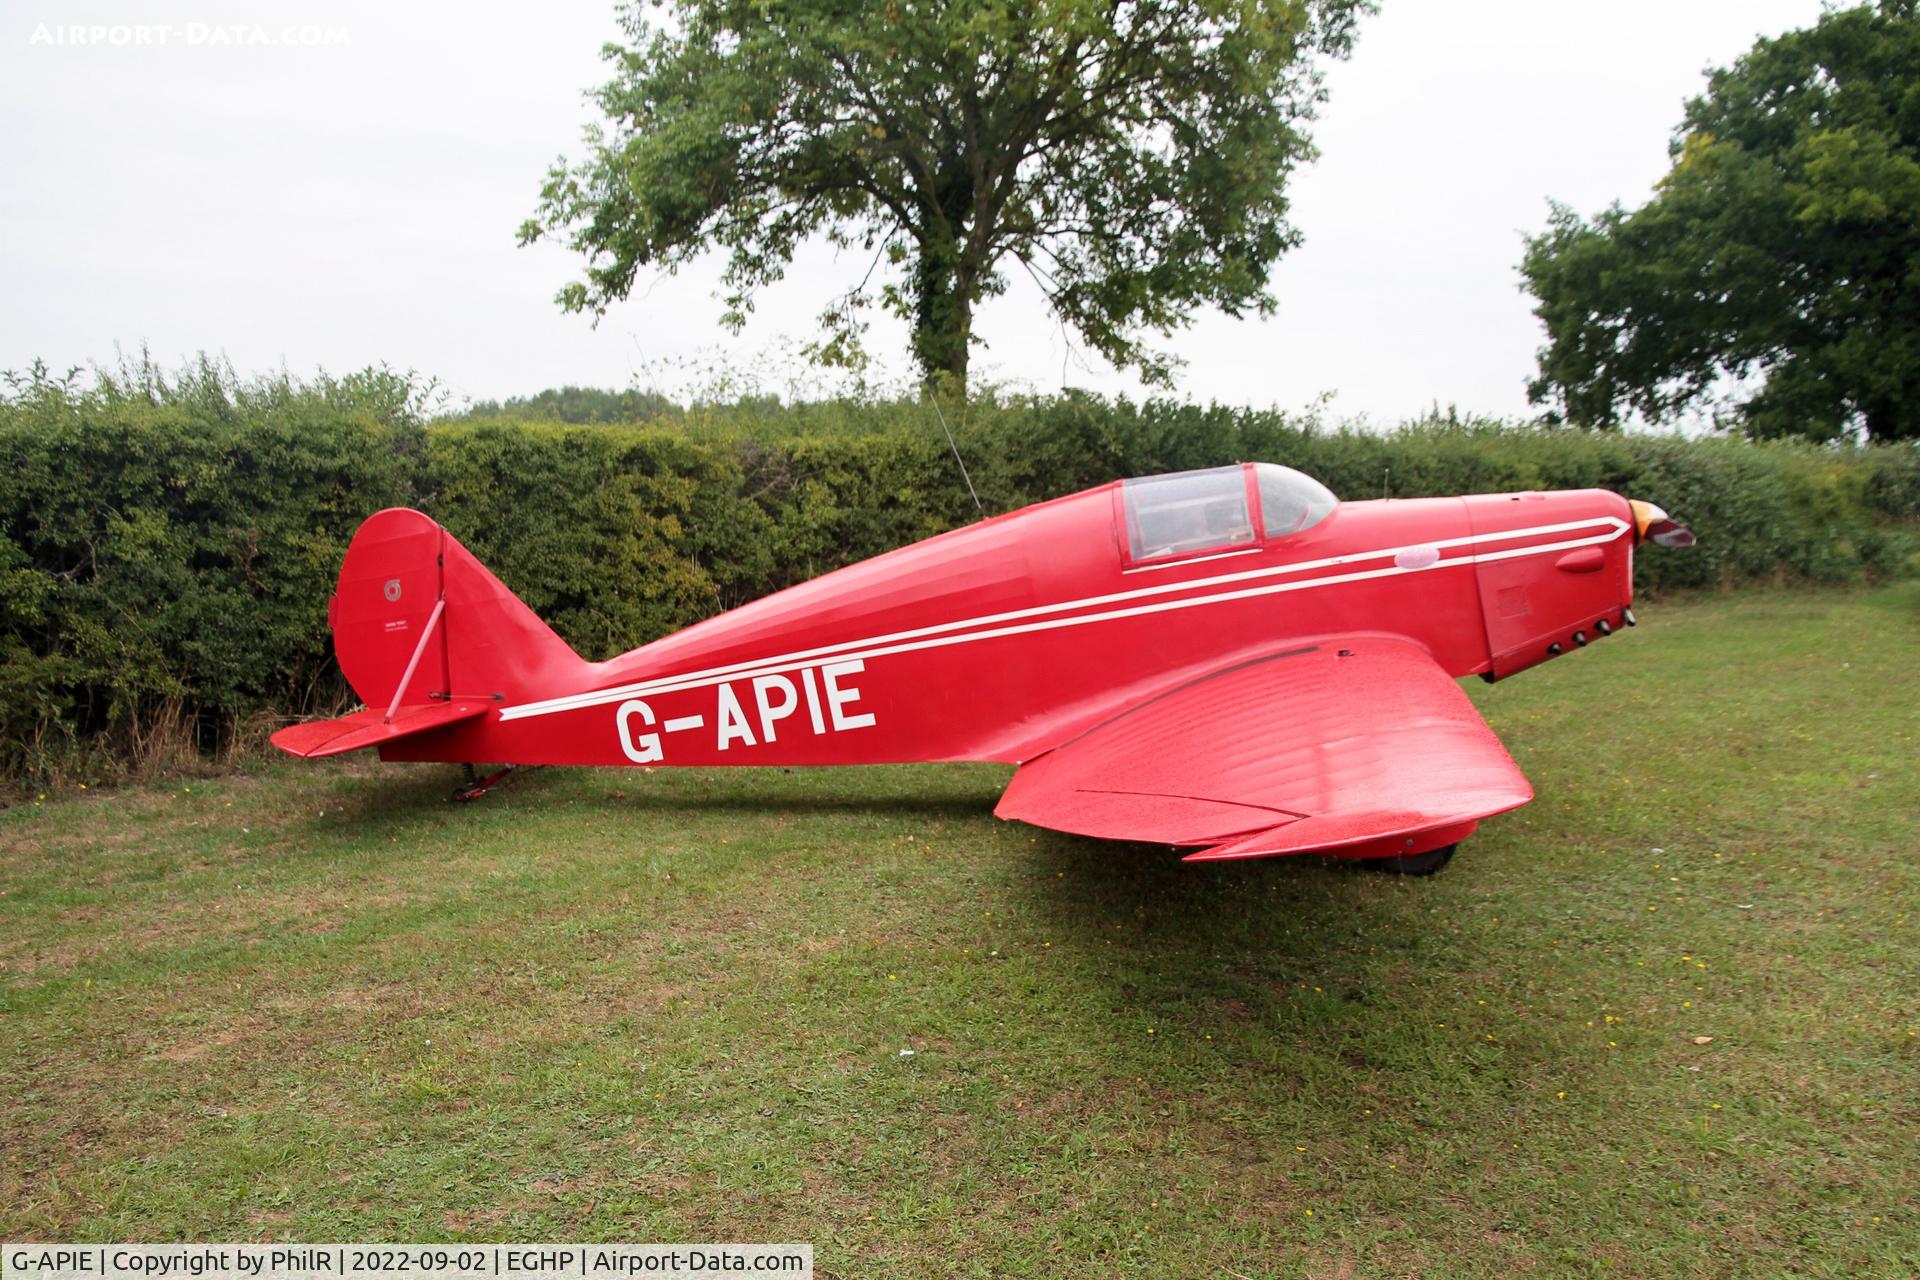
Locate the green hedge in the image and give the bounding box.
[4,368,1916,781]
[1,365,424,779]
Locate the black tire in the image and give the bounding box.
[1360,843,1457,876]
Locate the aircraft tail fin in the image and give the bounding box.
[271,508,590,757]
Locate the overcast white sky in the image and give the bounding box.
[0,0,1832,418]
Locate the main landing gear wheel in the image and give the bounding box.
[1361,843,1458,876]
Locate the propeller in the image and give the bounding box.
[1629,499,1696,549]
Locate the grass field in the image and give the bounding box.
[3,585,1917,1277]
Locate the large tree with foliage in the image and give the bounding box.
[522,0,1369,391]
[1521,0,1920,441]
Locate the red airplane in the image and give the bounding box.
[272,463,1692,873]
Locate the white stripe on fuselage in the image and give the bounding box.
[498,516,1630,722]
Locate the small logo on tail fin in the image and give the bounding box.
[383,578,402,602]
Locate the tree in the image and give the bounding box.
[460,386,680,424]
[521,0,1369,392]
[1521,0,1920,441]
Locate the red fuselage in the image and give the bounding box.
[381,468,1637,770]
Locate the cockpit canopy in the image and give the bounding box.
[1121,463,1338,563]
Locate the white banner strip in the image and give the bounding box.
[2,1246,812,1280]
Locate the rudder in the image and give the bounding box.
[330,508,589,713]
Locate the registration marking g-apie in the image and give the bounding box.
[614,658,877,763]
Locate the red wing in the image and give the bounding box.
[994,637,1532,861]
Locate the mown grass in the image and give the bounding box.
[2,585,1917,1277]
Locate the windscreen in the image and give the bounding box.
[1254,463,1339,536]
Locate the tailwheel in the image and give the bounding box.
[450,764,521,802]
[1360,843,1458,876]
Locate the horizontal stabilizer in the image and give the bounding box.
[269,702,492,759]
